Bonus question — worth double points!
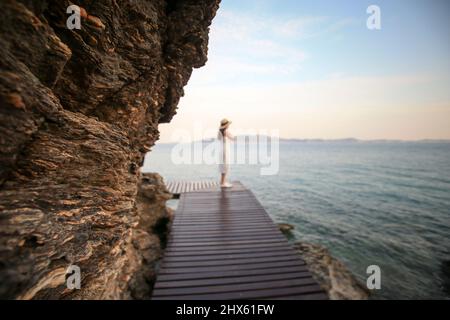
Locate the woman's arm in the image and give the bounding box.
[226,130,236,141]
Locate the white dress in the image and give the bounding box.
[217,130,233,174]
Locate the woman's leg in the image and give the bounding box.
[220,173,226,185]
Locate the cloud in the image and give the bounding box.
[201,9,313,84]
[198,9,358,86]
[273,16,328,38]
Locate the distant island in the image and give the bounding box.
[159,137,450,145]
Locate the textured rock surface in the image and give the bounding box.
[130,173,173,300]
[277,223,294,234]
[0,0,219,299]
[294,242,370,300]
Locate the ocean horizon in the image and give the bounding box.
[143,140,450,299]
[157,137,450,145]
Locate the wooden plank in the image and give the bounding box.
[162,248,298,263]
[162,245,294,258]
[169,238,287,247]
[153,284,324,300]
[172,219,274,226]
[175,181,181,194]
[175,211,271,218]
[174,217,272,223]
[171,230,281,240]
[163,242,293,254]
[175,213,269,218]
[176,209,268,216]
[171,225,278,233]
[153,277,319,297]
[161,255,302,269]
[171,225,277,234]
[171,221,275,228]
[172,219,279,229]
[170,234,287,244]
[166,180,227,195]
[173,182,178,194]
[158,260,306,275]
[268,292,329,300]
[154,271,313,289]
[170,223,277,232]
[170,234,286,243]
[181,205,263,209]
[156,265,311,282]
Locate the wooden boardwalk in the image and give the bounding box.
[152,181,327,300]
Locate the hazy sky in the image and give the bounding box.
[158,0,450,142]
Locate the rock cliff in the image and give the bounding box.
[0,0,220,299]
[294,242,370,300]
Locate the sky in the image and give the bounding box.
[158,0,450,142]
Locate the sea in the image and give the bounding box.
[143,140,450,299]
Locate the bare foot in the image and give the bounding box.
[221,183,233,188]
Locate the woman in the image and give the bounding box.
[218,118,234,188]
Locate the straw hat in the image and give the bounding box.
[220,118,232,129]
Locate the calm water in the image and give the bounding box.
[143,141,450,299]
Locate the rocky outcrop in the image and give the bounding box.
[129,172,173,300]
[277,223,294,234]
[294,242,370,300]
[0,0,219,299]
